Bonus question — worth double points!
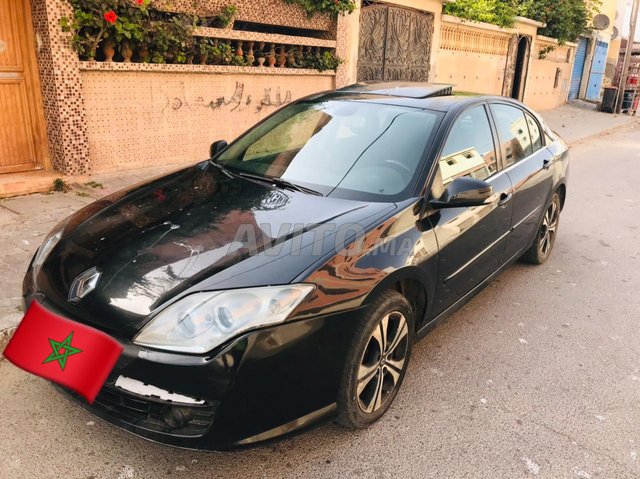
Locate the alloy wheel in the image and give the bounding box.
[356,311,409,414]
[539,199,559,256]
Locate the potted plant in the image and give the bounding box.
[256,50,265,67]
[60,1,119,61]
[197,37,213,65]
[218,41,233,65]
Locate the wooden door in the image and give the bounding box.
[0,0,48,174]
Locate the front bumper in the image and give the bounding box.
[23,289,364,450]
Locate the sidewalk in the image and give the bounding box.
[0,102,638,350]
[543,100,637,144]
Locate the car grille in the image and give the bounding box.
[73,385,219,438]
[96,386,218,437]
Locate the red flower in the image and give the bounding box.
[103,10,117,24]
[136,0,144,5]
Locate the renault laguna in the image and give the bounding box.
[22,82,569,449]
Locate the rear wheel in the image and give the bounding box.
[522,192,561,264]
[336,290,413,429]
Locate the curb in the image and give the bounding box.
[0,327,17,361]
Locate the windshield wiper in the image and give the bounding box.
[236,172,323,196]
[209,160,236,178]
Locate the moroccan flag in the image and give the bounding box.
[2,302,123,404]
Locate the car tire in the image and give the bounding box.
[522,192,561,265]
[336,290,414,429]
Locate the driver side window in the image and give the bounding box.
[439,106,498,187]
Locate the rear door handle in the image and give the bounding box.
[542,158,552,170]
[498,192,512,207]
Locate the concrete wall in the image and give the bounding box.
[434,15,511,94]
[80,67,334,172]
[431,15,575,110]
[524,38,575,111]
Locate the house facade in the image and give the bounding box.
[0,0,594,186]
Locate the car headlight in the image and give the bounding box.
[134,284,316,354]
[33,220,68,270]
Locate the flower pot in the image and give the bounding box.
[121,41,133,63]
[257,57,265,67]
[277,46,287,68]
[103,39,115,63]
[267,55,276,67]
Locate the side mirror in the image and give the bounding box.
[429,177,494,209]
[210,140,228,159]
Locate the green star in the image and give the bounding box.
[42,332,83,371]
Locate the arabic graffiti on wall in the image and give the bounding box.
[166,81,293,114]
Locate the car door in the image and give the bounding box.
[489,103,554,262]
[428,104,514,317]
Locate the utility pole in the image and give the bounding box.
[616,0,640,113]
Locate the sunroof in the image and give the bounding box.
[336,82,454,99]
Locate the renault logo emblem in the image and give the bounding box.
[68,267,101,303]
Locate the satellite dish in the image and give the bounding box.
[593,14,610,31]
[612,26,619,40]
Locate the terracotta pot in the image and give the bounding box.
[277,45,287,68]
[121,41,133,63]
[103,39,115,63]
[257,57,265,67]
[267,54,276,68]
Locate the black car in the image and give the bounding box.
[23,82,569,450]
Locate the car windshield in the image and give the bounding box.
[216,99,442,201]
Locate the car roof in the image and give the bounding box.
[310,81,521,113]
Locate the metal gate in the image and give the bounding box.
[586,40,608,100]
[569,37,588,99]
[357,4,434,82]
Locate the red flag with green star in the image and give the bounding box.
[2,302,123,403]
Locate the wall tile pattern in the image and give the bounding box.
[29,0,91,175]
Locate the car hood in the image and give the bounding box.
[37,162,385,337]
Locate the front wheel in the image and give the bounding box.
[522,192,561,264]
[336,290,414,429]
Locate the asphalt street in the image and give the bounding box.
[1,123,639,479]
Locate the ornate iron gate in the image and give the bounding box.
[357,4,434,82]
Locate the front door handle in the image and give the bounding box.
[498,192,513,207]
[542,158,552,170]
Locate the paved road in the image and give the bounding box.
[1,124,640,479]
